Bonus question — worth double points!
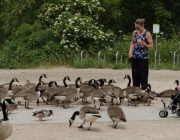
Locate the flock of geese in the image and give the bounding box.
[0,73,178,139]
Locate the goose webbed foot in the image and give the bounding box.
[114,122,118,129]
[36,99,39,106]
[46,99,49,105]
[97,103,101,110]
[85,101,90,104]
[88,123,92,130]
[41,97,46,103]
[17,101,21,105]
[63,105,68,109]
[77,124,83,129]
[26,106,33,109]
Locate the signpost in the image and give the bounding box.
[153,24,160,51]
[153,24,160,69]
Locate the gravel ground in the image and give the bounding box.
[0,68,179,140]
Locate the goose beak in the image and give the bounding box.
[69,119,72,127]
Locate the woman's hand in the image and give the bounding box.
[129,52,133,58]
[138,41,146,47]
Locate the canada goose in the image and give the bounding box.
[23,74,47,90]
[175,80,179,86]
[1,97,18,115]
[141,93,155,106]
[79,79,96,104]
[0,98,16,140]
[123,75,148,105]
[32,110,53,121]
[7,78,19,96]
[123,85,147,106]
[40,81,60,104]
[90,89,106,110]
[124,74,131,87]
[68,77,82,88]
[69,106,101,130]
[102,79,116,88]
[97,79,107,87]
[62,76,71,87]
[12,82,42,109]
[158,80,179,98]
[0,78,19,101]
[101,79,123,105]
[107,105,126,128]
[82,79,106,89]
[112,86,124,105]
[50,77,82,108]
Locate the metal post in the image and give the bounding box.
[154,50,160,69]
[173,51,179,70]
[81,50,87,63]
[116,51,119,65]
[155,34,158,51]
[98,51,101,62]
[98,51,105,62]
[116,51,123,65]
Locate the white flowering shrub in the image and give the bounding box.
[38,0,115,53]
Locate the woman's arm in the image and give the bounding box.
[129,31,135,58]
[138,32,154,48]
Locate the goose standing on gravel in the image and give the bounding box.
[32,110,53,121]
[0,98,16,140]
[23,74,47,90]
[69,106,101,130]
[107,105,126,128]
[50,77,82,108]
[0,78,19,101]
[78,79,96,104]
[12,82,43,109]
[158,80,179,98]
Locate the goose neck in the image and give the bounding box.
[71,111,79,120]
[127,76,131,87]
[75,79,81,88]
[63,78,68,87]
[99,80,104,87]
[8,79,14,90]
[2,102,8,121]
[35,83,40,92]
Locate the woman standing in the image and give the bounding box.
[129,19,153,87]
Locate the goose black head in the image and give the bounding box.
[49,110,53,115]
[108,79,116,84]
[123,74,130,79]
[12,78,19,82]
[3,98,16,106]
[76,77,82,84]
[42,74,47,78]
[102,79,107,83]
[65,76,71,81]
[48,81,57,87]
[175,80,179,86]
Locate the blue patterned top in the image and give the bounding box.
[133,30,148,59]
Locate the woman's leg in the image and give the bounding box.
[132,59,140,86]
[139,59,149,86]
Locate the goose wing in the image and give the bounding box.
[32,110,48,116]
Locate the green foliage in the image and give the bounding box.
[0,0,180,69]
[38,0,115,53]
